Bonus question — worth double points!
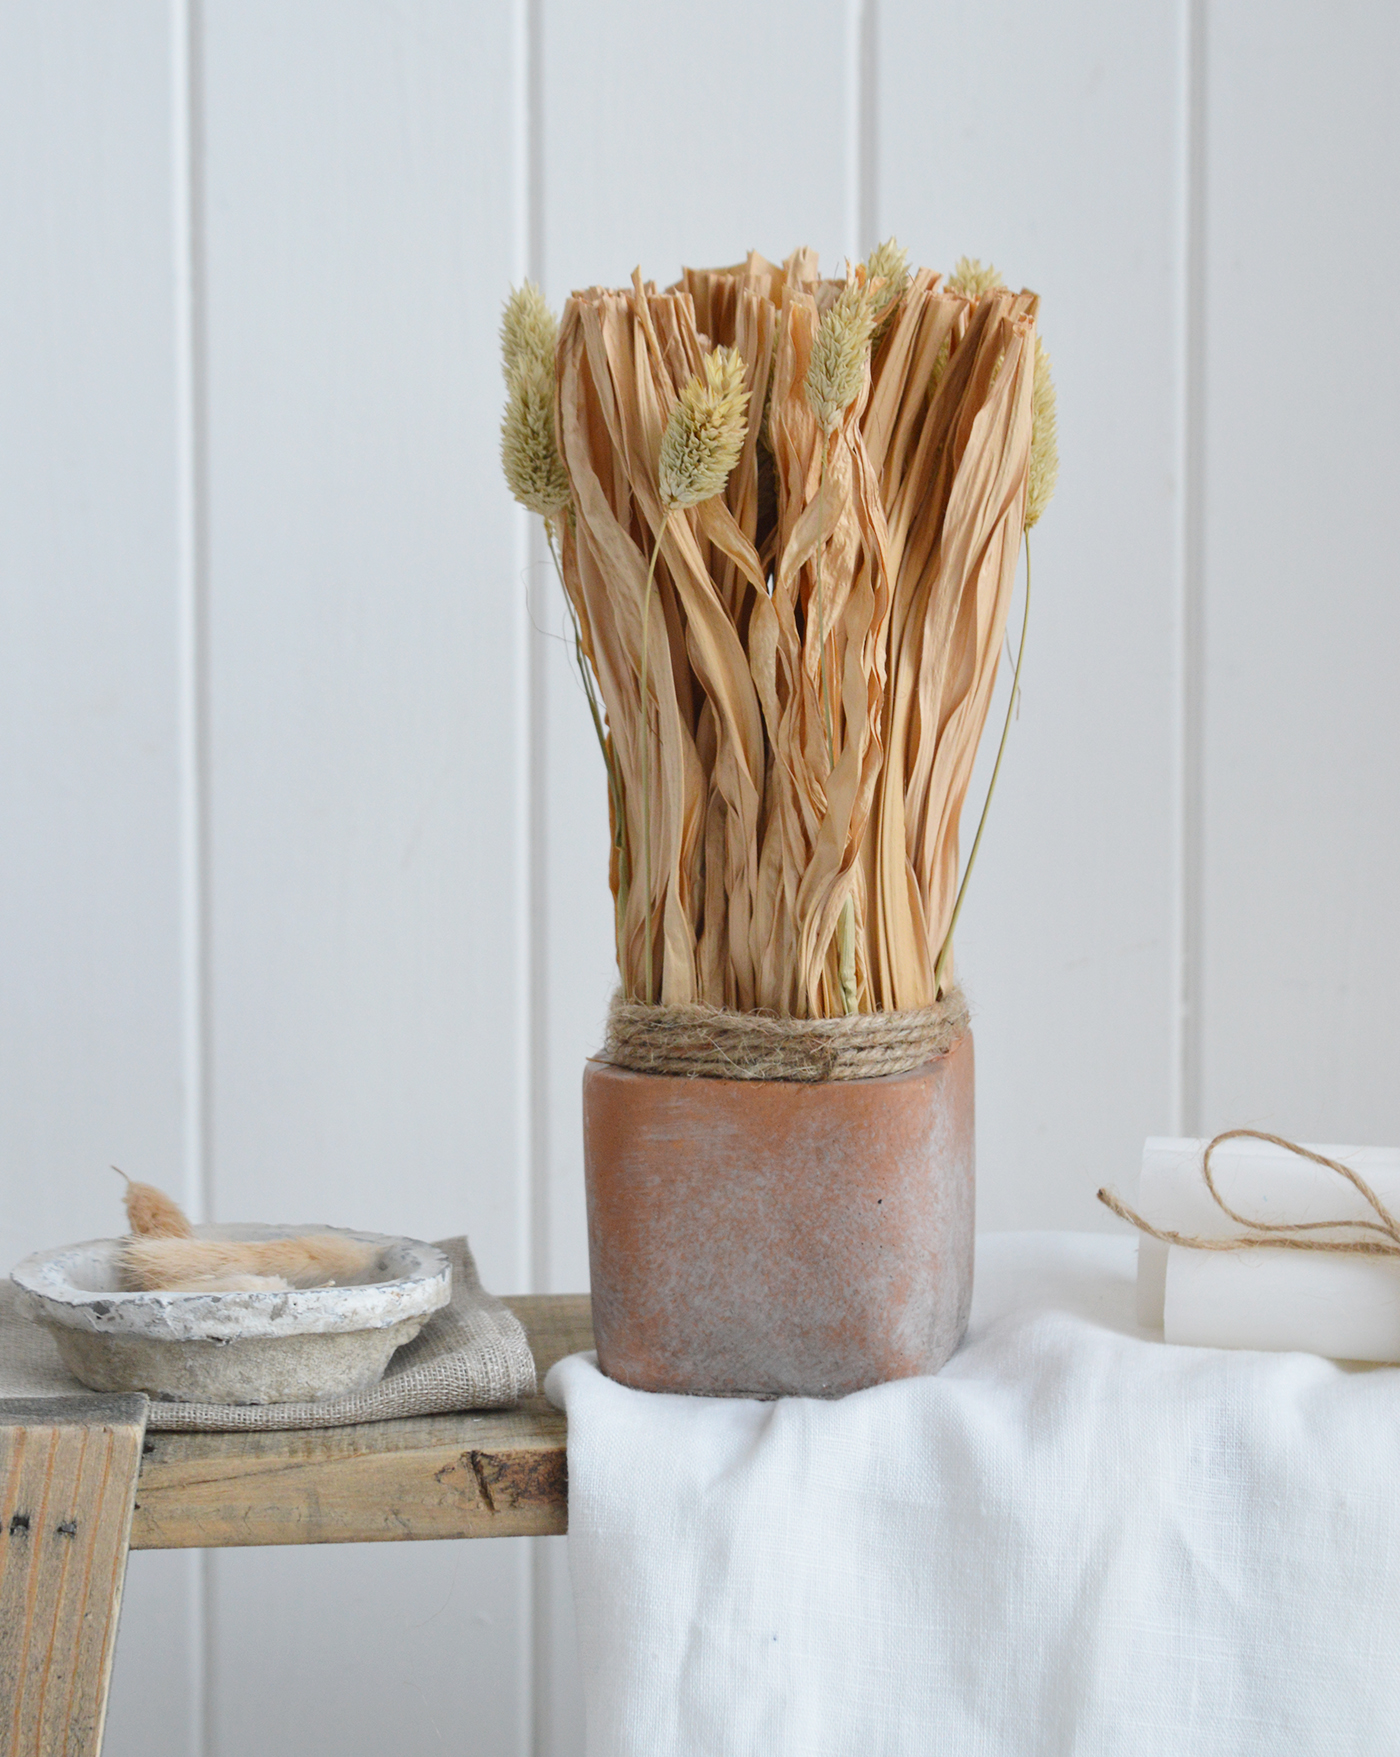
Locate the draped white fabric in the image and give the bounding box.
[549,1232,1400,1756]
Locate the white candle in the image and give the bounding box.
[1131,1136,1400,1357]
[1164,1245,1400,1361]
[1136,1236,1168,1331]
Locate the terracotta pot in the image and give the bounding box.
[581,1032,974,1397]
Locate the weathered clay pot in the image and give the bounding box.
[582,1033,974,1397]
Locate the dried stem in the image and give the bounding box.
[934,533,1033,997]
[814,438,835,766]
[542,259,1046,1016]
[637,516,669,1004]
[546,524,608,775]
[545,521,632,955]
[813,438,858,1014]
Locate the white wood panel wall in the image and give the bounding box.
[1197,2,1400,1144]
[1,7,203,1752]
[196,4,538,1753]
[881,0,1186,1229]
[4,3,1398,1753]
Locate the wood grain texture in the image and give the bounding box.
[0,1395,148,1757]
[129,1296,590,1551]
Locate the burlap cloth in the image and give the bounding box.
[0,1236,536,1430]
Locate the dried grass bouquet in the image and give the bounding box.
[501,243,1056,1024]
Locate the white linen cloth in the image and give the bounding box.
[547,1232,1400,1757]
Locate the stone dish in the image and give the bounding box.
[10,1225,452,1405]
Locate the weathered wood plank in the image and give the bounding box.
[130,1401,567,1550]
[0,1394,148,1757]
[503,1293,595,1384]
[129,1294,591,1551]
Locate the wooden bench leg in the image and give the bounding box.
[0,1396,148,1757]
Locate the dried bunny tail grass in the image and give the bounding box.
[1025,337,1059,529]
[863,237,911,323]
[947,256,1004,300]
[501,359,570,518]
[500,281,558,380]
[805,280,876,433]
[158,1272,293,1293]
[120,1234,382,1293]
[114,1168,193,1239]
[658,345,751,510]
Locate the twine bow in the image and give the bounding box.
[1097,1129,1400,1258]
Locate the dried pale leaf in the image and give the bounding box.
[545,248,1041,1016]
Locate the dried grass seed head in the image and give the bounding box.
[805,280,877,434]
[658,345,751,511]
[501,358,571,518]
[948,256,1004,301]
[1025,336,1059,530]
[863,237,911,323]
[927,333,952,400]
[500,281,558,380]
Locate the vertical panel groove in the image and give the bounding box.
[844,1,880,261]
[527,0,547,297]
[858,0,879,259]
[171,0,212,1229]
[1176,0,1207,1134]
[171,3,212,1752]
[522,8,548,1753]
[525,0,550,1307]
[843,3,861,261]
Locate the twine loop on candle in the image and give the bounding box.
[1097,1129,1400,1257]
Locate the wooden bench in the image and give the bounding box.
[0,1294,591,1755]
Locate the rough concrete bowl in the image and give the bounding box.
[10,1225,452,1405]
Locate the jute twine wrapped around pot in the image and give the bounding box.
[602,982,970,1082]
